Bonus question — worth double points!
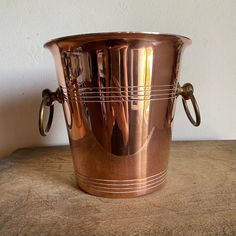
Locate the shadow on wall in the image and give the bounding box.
[0,73,67,158]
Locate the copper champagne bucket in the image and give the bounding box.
[39,32,201,198]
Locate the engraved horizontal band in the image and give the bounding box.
[64,95,176,102]
[78,172,166,188]
[68,92,176,99]
[77,168,167,183]
[60,84,178,102]
[62,84,176,90]
[81,179,167,194]
[67,90,177,96]
[77,88,177,94]
[76,169,167,194]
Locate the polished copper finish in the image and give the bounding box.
[39,32,201,198]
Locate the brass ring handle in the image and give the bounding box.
[38,88,62,136]
[39,98,54,136]
[177,83,201,127]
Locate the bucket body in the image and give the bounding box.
[40,33,200,198]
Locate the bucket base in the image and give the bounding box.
[75,170,167,198]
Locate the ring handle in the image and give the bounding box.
[177,83,201,127]
[38,88,62,136]
[39,98,54,136]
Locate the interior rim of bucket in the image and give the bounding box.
[44,31,191,48]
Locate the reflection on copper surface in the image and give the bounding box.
[44,32,193,198]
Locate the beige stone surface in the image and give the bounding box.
[0,141,235,235]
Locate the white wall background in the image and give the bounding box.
[0,0,236,157]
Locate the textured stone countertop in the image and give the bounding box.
[0,141,235,235]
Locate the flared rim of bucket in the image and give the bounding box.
[44,32,191,48]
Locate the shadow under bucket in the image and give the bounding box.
[39,32,201,198]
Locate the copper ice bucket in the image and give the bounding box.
[39,32,201,198]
